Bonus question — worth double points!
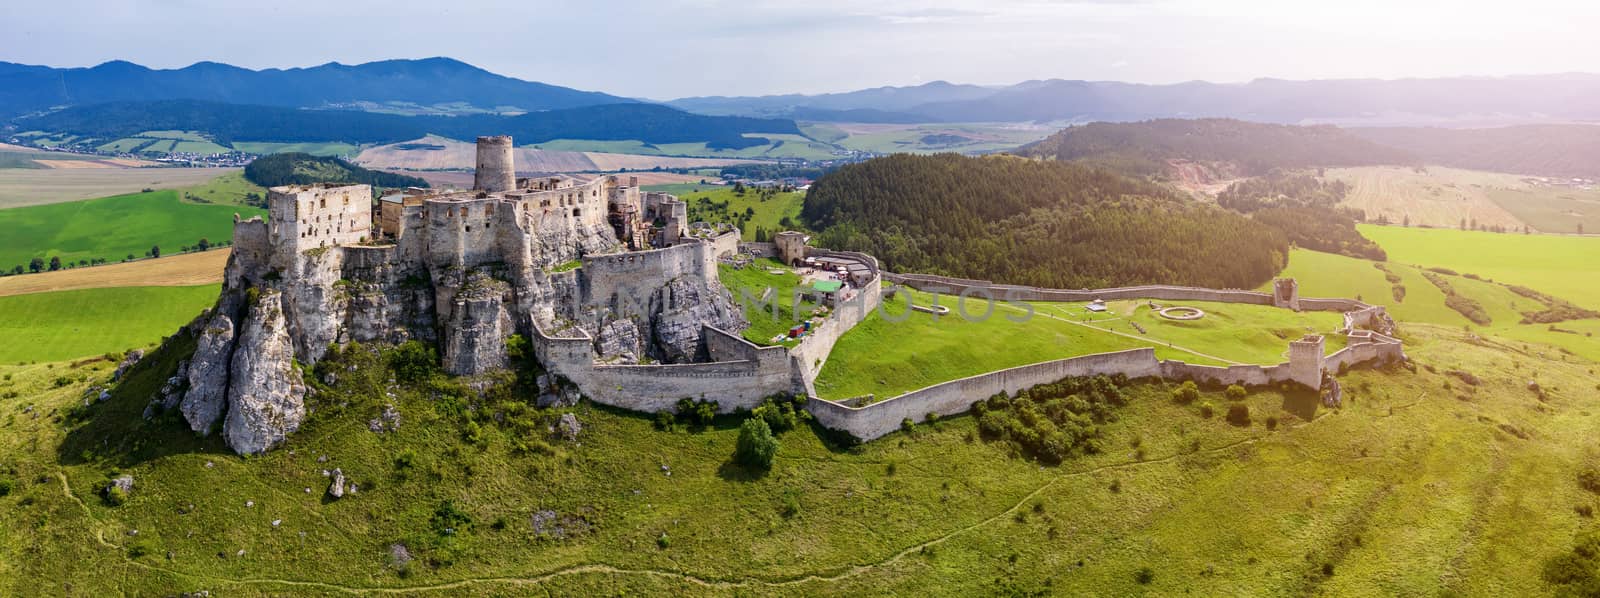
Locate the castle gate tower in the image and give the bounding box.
[474,135,516,193]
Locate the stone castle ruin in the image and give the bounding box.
[178,136,745,453]
[158,135,1407,455]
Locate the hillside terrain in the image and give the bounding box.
[1352,125,1600,181]
[1017,119,1414,180]
[802,153,1288,289]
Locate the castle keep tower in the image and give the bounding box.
[1288,334,1325,390]
[474,135,516,193]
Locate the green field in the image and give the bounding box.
[1486,185,1600,234]
[1359,225,1600,309]
[0,285,218,363]
[231,141,361,157]
[0,187,266,270]
[812,288,1350,401]
[1273,247,1600,361]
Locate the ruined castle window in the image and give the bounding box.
[448,207,455,217]
[320,198,326,209]
[573,209,581,217]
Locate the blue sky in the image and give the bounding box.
[3,0,1598,98]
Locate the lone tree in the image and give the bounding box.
[48,256,61,271]
[150,245,161,259]
[735,417,779,470]
[197,237,210,251]
[28,257,44,273]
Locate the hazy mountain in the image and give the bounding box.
[666,80,994,120]
[19,100,796,150]
[668,75,1600,126]
[0,57,632,118]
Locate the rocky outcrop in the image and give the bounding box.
[596,319,642,363]
[440,271,513,375]
[181,310,236,434]
[222,290,307,455]
[650,276,744,363]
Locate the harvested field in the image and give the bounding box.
[1325,165,1527,229]
[30,159,119,169]
[0,167,240,209]
[0,250,228,297]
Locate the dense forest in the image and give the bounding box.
[1017,119,1415,179]
[802,154,1289,289]
[1351,125,1600,180]
[244,153,429,190]
[20,100,797,150]
[1216,173,1386,260]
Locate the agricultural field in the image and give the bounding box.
[1325,165,1600,233]
[1359,225,1600,310]
[825,122,1054,155]
[231,141,361,157]
[0,168,240,209]
[1324,166,1526,230]
[2,317,1596,594]
[812,288,1347,401]
[0,188,264,270]
[664,185,805,241]
[0,250,229,298]
[1272,246,1600,361]
[174,171,267,207]
[536,134,841,161]
[0,284,219,363]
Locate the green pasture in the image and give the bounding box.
[0,187,265,270]
[0,285,218,363]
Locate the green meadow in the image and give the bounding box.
[0,187,266,270]
[0,285,219,363]
[1359,224,1600,309]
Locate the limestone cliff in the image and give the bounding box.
[222,290,308,454]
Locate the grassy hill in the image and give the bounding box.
[1,317,1597,594]
[1017,119,1415,179]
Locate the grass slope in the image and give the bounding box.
[0,168,238,209]
[645,185,803,242]
[0,250,229,298]
[0,188,265,269]
[0,321,1596,594]
[0,285,218,363]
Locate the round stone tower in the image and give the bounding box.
[474,135,515,193]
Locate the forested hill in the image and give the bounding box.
[1351,125,1600,180]
[0,57,629,118]
[244,153,428,190]
[1017,119,1415,178]
[19,100,798,150]
[802,154,1289,289]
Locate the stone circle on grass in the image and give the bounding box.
[1158,306,1205,321]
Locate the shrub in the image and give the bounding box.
[1265,416,1279,430]
[1226,404,1251,426]
[735,417,779,470]
[900,418,917,434]
[1580,467,1600,494]
[657,533,671,549]
[1198,402,1215,419]
[0,477,13,497]
[388,341,439,384]
[1135,566,1155,584]
[104,485,128,506]
[1171,380,1200,404]
[653,410,676,431]
[1225,384,1247,400]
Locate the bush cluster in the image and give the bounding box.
[970,374,1129,465]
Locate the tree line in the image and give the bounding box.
[1216,172,1387,261]
[244,153,429,190]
